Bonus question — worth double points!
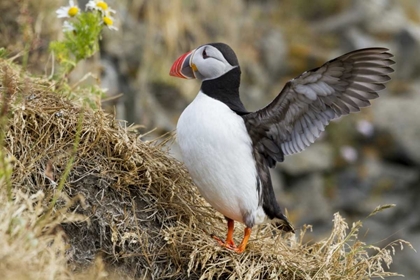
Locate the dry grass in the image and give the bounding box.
[0,188,72,280]
[0,58,412,279]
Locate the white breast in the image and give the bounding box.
[176,91,266,226]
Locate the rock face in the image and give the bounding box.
[373,88,420,165]
[279,143,334,175]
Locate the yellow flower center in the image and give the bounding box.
[68,6,79,17]
[103,16,113,26]
[96,1,108,10]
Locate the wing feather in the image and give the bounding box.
[243,48,394,163]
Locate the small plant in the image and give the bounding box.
[50,0,117,78]
[49,0,118,108]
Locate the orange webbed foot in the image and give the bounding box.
[211,219,252,253]
[233,227,252,254]
[211,218,238,250]
[211,234,237,250]
[232,246,245,253]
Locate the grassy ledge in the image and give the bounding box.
[0,58,413,279]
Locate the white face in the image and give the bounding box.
[190,45,237,81]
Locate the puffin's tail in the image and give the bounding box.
[273,213,295,233]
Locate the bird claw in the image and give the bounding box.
[225,242,237,250]
[232,245,246,253]
[211,234,237,250]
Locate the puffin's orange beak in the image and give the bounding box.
[169,49,196,79]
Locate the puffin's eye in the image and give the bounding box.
[203,49,209,59]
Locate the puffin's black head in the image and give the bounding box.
[170,43,246,114]
[170,43,239,81]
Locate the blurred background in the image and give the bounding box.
[1,0,419,278]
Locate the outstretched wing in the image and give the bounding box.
[243,48,394,167]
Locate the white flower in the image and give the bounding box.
[340,146,358,163]
[63,21,76,32]
[102,13,118,30]
[56,0,80,18]
[356,119,374,137]
[86,0,116,14]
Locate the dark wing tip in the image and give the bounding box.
[275,214,295,233]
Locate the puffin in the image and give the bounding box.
[169,43,394,253]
